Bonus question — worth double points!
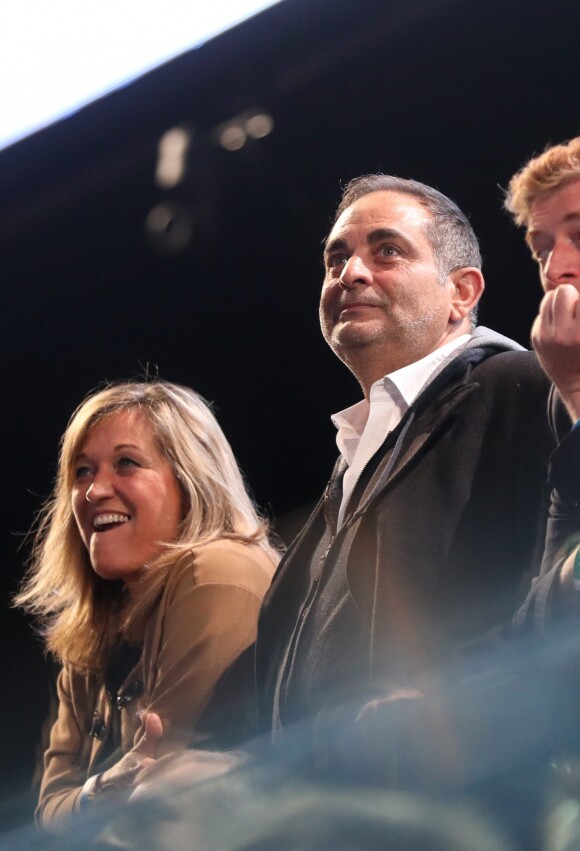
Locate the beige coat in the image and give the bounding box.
[38,539,276,825]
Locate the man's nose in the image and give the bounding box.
[337,255,372,290]
[544,241,580,291]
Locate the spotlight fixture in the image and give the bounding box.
[215,109,273,151]
[244,111,274,139]
[155,127,192,188]
[218,124,247,151]
[145,201,193,255]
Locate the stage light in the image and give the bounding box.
[216,109,273,151]
[244,111,273,139]
[145,201,193,255]
[218,124,247,151]
[155,127,192,188]
[0,1,283,152]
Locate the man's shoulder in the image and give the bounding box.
[470,347,548,385]
[462,327,541,378]
[425,345,549,407]
[423,331,545,402]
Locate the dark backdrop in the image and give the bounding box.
[0,0,578,805]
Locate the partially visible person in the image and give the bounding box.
[506,136,580,422]
[505,137,580,627]
[15,380,278,827]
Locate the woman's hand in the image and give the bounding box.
[130,747,249,801]
[93,712,164,797]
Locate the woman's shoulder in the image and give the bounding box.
[168,539,277,598]
[57,662,96,703]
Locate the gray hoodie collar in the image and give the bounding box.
[420,326,526,395]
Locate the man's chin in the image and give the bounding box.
[330,322,392,351]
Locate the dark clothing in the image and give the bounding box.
[514,398,580,632]
[279,523,361,727]
[257,328,558,736]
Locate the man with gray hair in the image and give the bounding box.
[255,174,558,755]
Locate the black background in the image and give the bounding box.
[1,0,578,802]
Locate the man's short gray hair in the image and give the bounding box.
[332,174,482,326]
[334,174,482,275]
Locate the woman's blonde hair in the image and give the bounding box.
[16,380,278,672]
[505,137,580,227]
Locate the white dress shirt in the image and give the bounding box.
[332,335,471,529]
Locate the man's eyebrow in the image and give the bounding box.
[366,227,406,245]
[528,211,580,241]
[324,236,348,256]
[324,228,408,255]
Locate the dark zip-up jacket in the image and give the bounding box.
[256,328,557,734]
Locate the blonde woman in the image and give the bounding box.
[16,380,278,826]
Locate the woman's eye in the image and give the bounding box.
[117,457,139,471]
[74,465,92,479]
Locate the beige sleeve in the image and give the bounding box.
[140,544,274,752]
[36,665,88,827]
[38,543,275,826]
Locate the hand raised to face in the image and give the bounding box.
[532,283,580,421]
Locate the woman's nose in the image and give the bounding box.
[85,475,114,503]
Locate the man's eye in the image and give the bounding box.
[326,253,348,269]
[533,248,550,264]
[529,241,551,263]
[378,245,399,258]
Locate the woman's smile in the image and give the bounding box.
[71,410,183,585]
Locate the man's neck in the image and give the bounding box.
[358,332,472,399]
[350,324,473,399]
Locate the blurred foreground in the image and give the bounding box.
[4,622,580,850]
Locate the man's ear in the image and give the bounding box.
[448,267,485,322]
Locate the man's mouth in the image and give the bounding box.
[93,513,131,532]
[339,302,379,315]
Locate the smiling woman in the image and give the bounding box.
[71,410,184,589]
[15,380,279,827]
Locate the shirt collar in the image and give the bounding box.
[387,333,471,407]
[331,333,471,438]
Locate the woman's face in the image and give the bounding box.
[71,410,183,588]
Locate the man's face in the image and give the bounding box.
[527,179,580,293]
[320,191,455,374]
